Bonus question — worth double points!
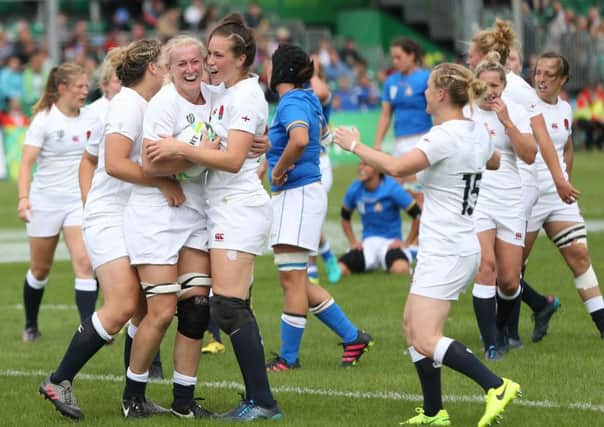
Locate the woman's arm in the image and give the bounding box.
[335,126,429,177]
[492,98,537,164]
[105,133,185,207]
[373,102,392,151]
[271,127,308,186]
[531,114,579,202]
[145,129,254,174]
[563,136,574,182]
[79,151,98,205]
[341,207,362,249]
[17,145,40,222]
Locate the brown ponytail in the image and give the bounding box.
[33,62,85,114]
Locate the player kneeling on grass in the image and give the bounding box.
[339,161,419,277]
[334,63,520,427]
[265,44,373,374]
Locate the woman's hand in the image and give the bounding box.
[248,134,270,158]
[146,134,185,162]
[491,98,512,127]
[158,179,186,207]
[334,127,361,151]
[199,129,221,151]
[17,197,31,223]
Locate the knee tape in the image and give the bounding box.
[176,295,210,340]
[339,249,365,273]
[140,281,180,298]
[575,265,599,290]
[210,294,255,335]
[273,251,309,271]
[177,272,211,298]
[552,224,587,249]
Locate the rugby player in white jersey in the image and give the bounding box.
[335,63,520,427]
[38,40,175,420]
[124,34,215,419]
[465,52,537,359]
[78,47,122,200]
[145,14,281,421]
[18,63,101,343]
[523,52,604,341]
[467,19,577,343]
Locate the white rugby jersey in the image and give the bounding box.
[416,119,494,256]
[128,82,210,209]
[26,104,103,195]
[83,96,110,157]
[464,102,530,207]
[503,71,540,189]
[84,87,147,221]
[203,75,268,200]
[533,98,572,194]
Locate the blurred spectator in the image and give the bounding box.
[156,7,181,42]
[131,21,147,41]
[339,37,363,68]
[0,55,23,111]
[0,30,13,65]
[13,21,36,65]
[324,48,353,84]
[333,76,359,111]
[588,6,601,33]
[0,97,29,127]
[574,82,604,150]
[113,6,131,30]
[543,1,566,52]
[184,0,206,30]
[200,3,220,32]
[357,73,379,111]
[318,38,332,69]
[21,50,50,115]
[143,0,165,27]
[244,1,265,29]
[275,27,292,45]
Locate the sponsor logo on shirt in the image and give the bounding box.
[72,135,80,143]
[551,123,559,129]
[515,232,523,240]
[241,115,250,122]
[186,113,195,124]
[56,129,65,141]
[214,232,224,241]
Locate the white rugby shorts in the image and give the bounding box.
[124,203,209,265]
[270,182,326,251]
[26,191,82,237]
[527,191,584,233]
[83,219,129,270]
[410,252,480,300]
[475,203,525,247]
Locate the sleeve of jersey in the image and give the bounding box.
[143,92,176,140]
[85,120,104,156]
[342,182,358,210]
[381,79,390,103]
[391,181,414,209]
[105,98,140,141]
[229,94,263,134]
[282,101,309,134]
[415,128,453,165]
[24,113,46,148]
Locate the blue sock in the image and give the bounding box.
[319,241,335,263]
[280,313,306,364]
[310,298,358,343]
[307,263,318,281]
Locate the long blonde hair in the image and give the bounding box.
[33,62,86,114]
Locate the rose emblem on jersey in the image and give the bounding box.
[218,105,224,120]
[564,118,570,130]
[86,130,91,141]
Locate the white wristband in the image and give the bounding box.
[349,140,359,154]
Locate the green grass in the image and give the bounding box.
[1,152,604,426]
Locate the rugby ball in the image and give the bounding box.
[176,121,215,180]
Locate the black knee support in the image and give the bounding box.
[176,295,210,340]
[339,249,365,273]
[385,248,408,270]
[210,294,255,335]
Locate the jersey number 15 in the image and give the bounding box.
[461,173,482,216]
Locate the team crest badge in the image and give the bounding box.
[374,202,383,213]
[404,85,413,96]
[186,113,195,124]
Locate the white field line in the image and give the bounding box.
[2,369,604,413]
[2,220,604,264]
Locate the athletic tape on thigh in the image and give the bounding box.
[140,281,180,298]
[575,265,599,290]
[274,251,309,271]
[552,224,587,248]
[178,273,211,288]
